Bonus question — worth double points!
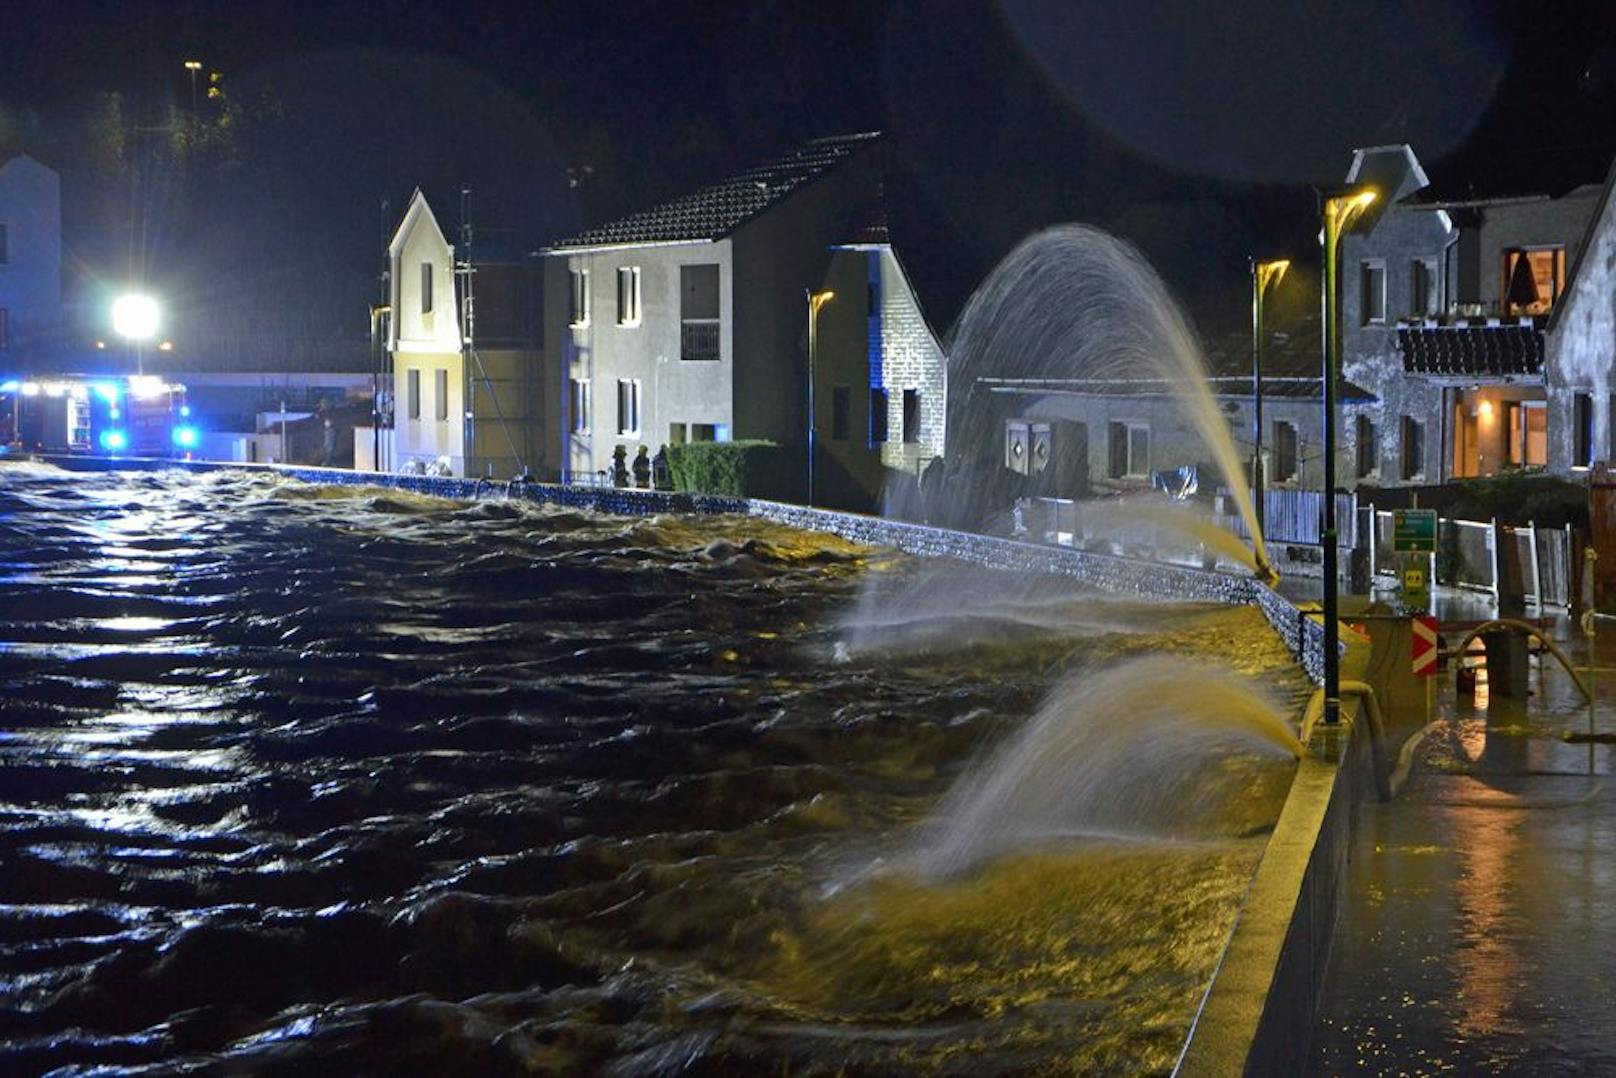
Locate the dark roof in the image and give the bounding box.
[549,132,881,251]
[975,375,1373,402]
[1399,323,1544,378]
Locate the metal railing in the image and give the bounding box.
[680,320,720,361]
[1368,508,1573,607]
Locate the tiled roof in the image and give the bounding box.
[975,375,1373,402]
[549,132,881,251]
[1399,323,1544,377]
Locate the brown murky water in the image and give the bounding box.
[0,464,1304,1074]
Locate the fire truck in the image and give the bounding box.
[0,375,196,458]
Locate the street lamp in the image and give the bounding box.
[1251,257,1290,535]
[183,60,202,120]
[1320,188,1377,728]
[806,289,835,506]
[112,293,160,374]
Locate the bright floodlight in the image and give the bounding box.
[112,294,160,341]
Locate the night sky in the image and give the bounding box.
[3,0,1615,351]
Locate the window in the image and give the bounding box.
[668,422,687,445]
[1575,393,1594,468]
[831,386,851,441]
[0,308,8,350]
[616,378,641,436]
[1400,416,1425,480]
[569,269,590,326]
[1355,414,1377,479]
[1108,421,1150,478]
[1273,420,1298,483]
[434,369,449,421]
[0,223,7,263]
[1360,261,1386,324]
[1411,259,1438,317]
[869,387,889,443]
[570,378,592,433]
[420,262,434,314]
[407,368,421,420]
[616,266,641,325]
[1507,400,1547,467]
[866,279,879,316]
[902,389,921,444]
[691,423,717,442]
[680,264,720,360]
[1502,247,1565,316]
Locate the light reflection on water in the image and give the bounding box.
[0,465,1306,1075]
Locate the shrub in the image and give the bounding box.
[666,440,785,498]
[1445,471,1587,529]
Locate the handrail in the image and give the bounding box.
[1298,680,1392,801]
[1444,618,1590,702]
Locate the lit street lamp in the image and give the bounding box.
[1251,257,1290,535]
[1320,188,1377,728]
[806,289,835,506]
[184,60,203,120]
[112,293,160,375]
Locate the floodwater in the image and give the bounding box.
[1309,627,1616,1075]
[0,465,1303,1075]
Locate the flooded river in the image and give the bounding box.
[0,465,1303,1075]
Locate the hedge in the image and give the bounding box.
[666,440,786,498]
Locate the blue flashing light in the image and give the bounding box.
[101,429,128,452]
[109,407,121,420]
[172,426,199,449]
[0,380,18,394]
[93,382,121,405]
[179,404,191,418]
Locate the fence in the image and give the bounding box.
[1218,489,1358,548]
[1368,508,1573,607]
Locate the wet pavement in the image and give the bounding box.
[1309,594,1616,1075]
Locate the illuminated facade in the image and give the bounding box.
[0,155,62,363]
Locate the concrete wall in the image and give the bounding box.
[394,349,464,473]
[0,155,62,359]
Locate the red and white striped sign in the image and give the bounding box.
[1412,615,1438,677]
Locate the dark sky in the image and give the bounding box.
[4,0,1615,344]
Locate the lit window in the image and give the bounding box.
[1502,247,1565,316]
[570,378,591,433]
[668,422,687,445]
[569,269,590,326]
[616,266,641,325]
[1360,261,1386,324]
[407,368,420,420]
[420,262,434,314]
[434,369,449,421]
[831,386,851,441]
[616,378,641,436]
[1506,401,1547,467]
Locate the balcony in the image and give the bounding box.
[680,319,720,361]
[1397,313,1545,379]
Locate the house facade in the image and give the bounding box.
[386,190,543,478]
[543,132,930,505]
[1341,144,1605,485]
[0,155,63,364]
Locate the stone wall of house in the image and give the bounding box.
[1547,185,1616,470]
[877,247,947,476]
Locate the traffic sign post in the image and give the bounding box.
[1411,614,1438,677]
[1393,509,1437,553]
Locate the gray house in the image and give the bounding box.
[0,155,62,364]
[542,132,888,498]
[1340,144,1605,485]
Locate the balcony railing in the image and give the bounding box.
[681,319,720,361]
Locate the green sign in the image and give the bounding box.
[1393,508,1437,554]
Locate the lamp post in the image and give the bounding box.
[1251,257,1290,536]
[806,289,835,506]
[111,293,159,376]
[1320,189,1377,727]
[183,60,202,121]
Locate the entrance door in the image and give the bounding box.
[1454,400,1479,478]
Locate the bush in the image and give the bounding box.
[666,440,785,498]
[1445,471,1588,529]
